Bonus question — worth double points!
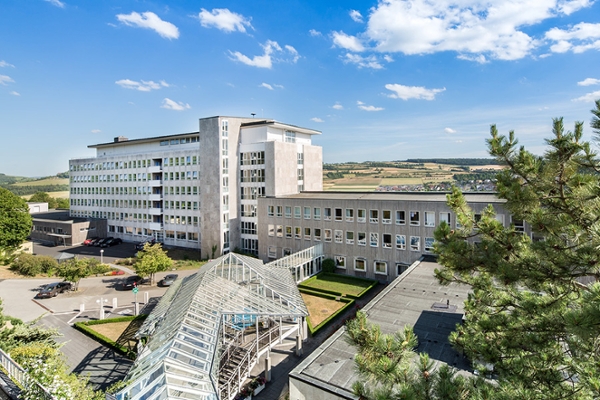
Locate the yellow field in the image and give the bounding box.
[12,177,69,187]
[21,191,69,200]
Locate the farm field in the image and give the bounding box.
[12,177,69,186]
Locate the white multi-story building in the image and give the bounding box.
[69,117,322,257]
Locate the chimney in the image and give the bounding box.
[114,136,128,142]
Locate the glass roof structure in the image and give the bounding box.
[115,253,309,400]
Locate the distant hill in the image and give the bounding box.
[404,158,501,166]
[0,172,69,197]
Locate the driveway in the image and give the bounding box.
[32,241,139,265]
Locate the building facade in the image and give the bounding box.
[69,117,322,257]
[258,192,524,282]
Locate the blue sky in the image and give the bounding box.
[1,0,600,176]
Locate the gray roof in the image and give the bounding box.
[268,191,504,203]
[30,210,88,223]
[290,261,471,398]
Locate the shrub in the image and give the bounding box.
[38,255,58,275]
[322,258,335,273]
[10,253,42,276]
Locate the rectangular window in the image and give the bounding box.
[276,225,283,237]
[396,210,406,225]
[425,237,435,252]
[358,232,366,246]
[285,130,296,143]
[285,206,292,218]
[334,230,343,243]
[512,217,525,233]
[294,206,301,219]
[425,211,435,227]
[410,236,420,251]
[285,226,292,238]
[276,206,283,217]
[382,210,391,224]
[370,232,379,247]
[346,208,354,222]
[357,209,366,223]
[268,246,277,259]
[396,234,406,250]
[335,256,346,269]
[335,208,343,221]
[304,227,311,240]
[354,258,366,271]
[346,231,354,245]
[410,211,420,226]
[314,228,321,241]
[295,226,301,239]
[304,207,311,219]
[370,210,379,223]
[313,208,321,220]
[383,234,392,248]
[268,205,274,217]
[374,261,387,275]
[324,208,332,221]
[324,229,332,242]
[439,212,451,226]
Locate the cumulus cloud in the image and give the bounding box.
[260,83,273,90]
[357,100,383,111]
[342,53,383,69]
[578,78,600,86]
[332,31,365,52]
[198,8,252,33]
[332,103,343,110]
[383,55,394,62]
[309,29,322,37]
[9,91,20,96]
[0,75,14,85]
[546,22,600,54]
[161,98,190,111]
[572,90,600,102]
[115,79,170,91]
[116,11,179,39]
[273,84,284,89]
[333,0,595,61]
[230,40,299,68]
[385,83,446,100]
[311,117,324,122]
[445,127,457,133]
[44,0,65,8]
[349,10,363,23]
[0,61,15,68]
[91,129,101,134]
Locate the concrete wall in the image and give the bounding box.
[303,145,323,192]
[266,141,299,196]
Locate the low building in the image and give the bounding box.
[29,210,106,246]
[27,202,49,214]
[289,260,471,399]
[257,191,522,282]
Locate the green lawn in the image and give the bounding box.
[301,273,374,297]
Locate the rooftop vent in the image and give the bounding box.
[114,136,128,142]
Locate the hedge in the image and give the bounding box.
[307,298,355,335]
[297,284,343,298]
[74,315,147,359]
[298,287,338,301]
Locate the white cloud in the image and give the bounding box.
[354,0,595,61]
[383,55,394,62]
[9,91,20,96]
[198,8,252,33]
[115,79,170,91]
[311,117,324,122]
[332,103,343,110]
[0,75,14,85]
[161,98,190,111]
[309,29,322,37]
[332,31,365,52]
[357,101,384,111]
[0,61,15,68]
[44,0,65,8]
[572,90,600,102]
[260,83,273,90]
[273,84,284,89]
[349,10,363,23]
[445,127,457,133]
[91,129,101,134]
[385,83,446,100]
[116,11,179,40]
[229,40,299,69]
[342,53,383,69]
[457,54,488,64]
[578,78,600,86]
[546,22,600,54]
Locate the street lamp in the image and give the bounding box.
[100,249,104,264]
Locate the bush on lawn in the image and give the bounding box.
[322,258,335,273]
[10,253,58,276]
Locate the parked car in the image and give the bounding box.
[100,238,123,248]
[88,238,102,246]
[135,239,156,251]
[95,237,113,247]
[35,282,72,299]
[83,237,98,246]
[159,274,178,287]
[121,275,146,290]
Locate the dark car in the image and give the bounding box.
[101,238,123,248]
[83,237,98,246]
[121,275,146,290]
[135,239,156,251]
[159,274,178,287]
[95,237,113,247]
[35,282,72,299]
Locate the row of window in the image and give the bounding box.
[162,156,198,166]
[164,201,199,210]
[159,136,199,146]
[71,186,200,196]
[240,151,265,165]
[267,206,450,227]
[164,215,199,226]
[71,169,199,183]
[267,224,434,252]
[71,159,159,171]
[240,169,265,183]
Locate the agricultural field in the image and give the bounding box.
[12,177,69,187]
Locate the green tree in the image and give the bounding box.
[0,187,32,263]
[55,258,90,290]
[134,243,172,284]
[28,191,58,209]
[434,108,600,399]
[56,198,70,209]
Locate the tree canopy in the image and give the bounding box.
[0,187,32,262]
[134,243,172,284]
[28,191,58,209]
[433,105,600,399]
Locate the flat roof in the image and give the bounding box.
[240,119,321,135]
[270,191,504,203]
[31,210,88,223]
[89,131,199,149]
[290,261,472,397]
